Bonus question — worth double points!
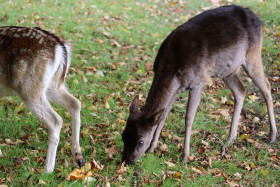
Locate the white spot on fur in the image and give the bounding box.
[39,37,44,44]
[26,29,33,37]
[36,29,47,37]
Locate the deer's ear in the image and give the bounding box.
[147,108,165,125]
[129,95,139,114]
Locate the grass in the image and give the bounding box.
[0,0,279,186]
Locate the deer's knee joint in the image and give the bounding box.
[70,98,81,113]
[56,115,63,127]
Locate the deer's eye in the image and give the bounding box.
[138,141,144,148]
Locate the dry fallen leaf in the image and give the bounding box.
[66,168,92,181]
[261,169,269,176]
[115,162,126,175]
[202,140,209,147]
[159,144,168,152]
[187,154,196,162]
[197,167,205,172]
[90,158,104,170]
[64,143,71,152]
[248,94,259,102]
[240,134,249,140]
[208,158,212,168]
[234,172,242,180]
[191,167,202,175]
[165,161,175,168]
[227,181,239,187]
[172,171,182,179]
[249,162,256,169]
[5,139,14,145]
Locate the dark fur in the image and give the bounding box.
[122,5,275,164]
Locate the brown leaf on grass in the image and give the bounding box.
[165,161,175,168]
[0,14,8,22]
[201,140,209,147]
[90,158,104,170]
[271,155,280,164]
[227,181,239,187]
[111,39,121,47]
[208,158,212,168]
[105,147,113,158]
[240,161,256,171]
[187,154,196,162]
[103,31,111,38]
[159,143,168,152]
[191,167,203,175]
[220,171,228,181]
[197,146,206,156]
[234,172,242,180]
[115,162,126,175]
[254,141,263,149]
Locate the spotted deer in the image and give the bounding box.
[0,26,85,173]
[122,5,277,164]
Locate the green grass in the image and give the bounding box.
[0,0,279,186]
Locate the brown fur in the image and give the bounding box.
[0,26,84,173]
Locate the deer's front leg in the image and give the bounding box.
[148,93,178,153]
[223,75,246,145]
[47,87,85,168]
[181,85,203,162]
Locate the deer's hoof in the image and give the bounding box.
[180,154,188,164]
[75,153,85,168]
[268,139,275,144]
[269,133,277,144]
[221,145,226,157]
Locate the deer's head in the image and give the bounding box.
[122,95,164,164]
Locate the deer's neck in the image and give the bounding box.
[142,76,179,117]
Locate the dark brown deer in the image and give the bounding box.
[122,5,277,164]
[0,26,85,173]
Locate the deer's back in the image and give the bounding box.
[0,27,66,89]
[153,5,263,86]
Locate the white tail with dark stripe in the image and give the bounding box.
[0,26,84,173]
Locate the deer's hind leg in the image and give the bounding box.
[181,84,203,162]
[223,74,246,145]
[47,86,85,167]
[21,90,63,173]
[244,46,277,143]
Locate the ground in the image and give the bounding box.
[0,0,279,186]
